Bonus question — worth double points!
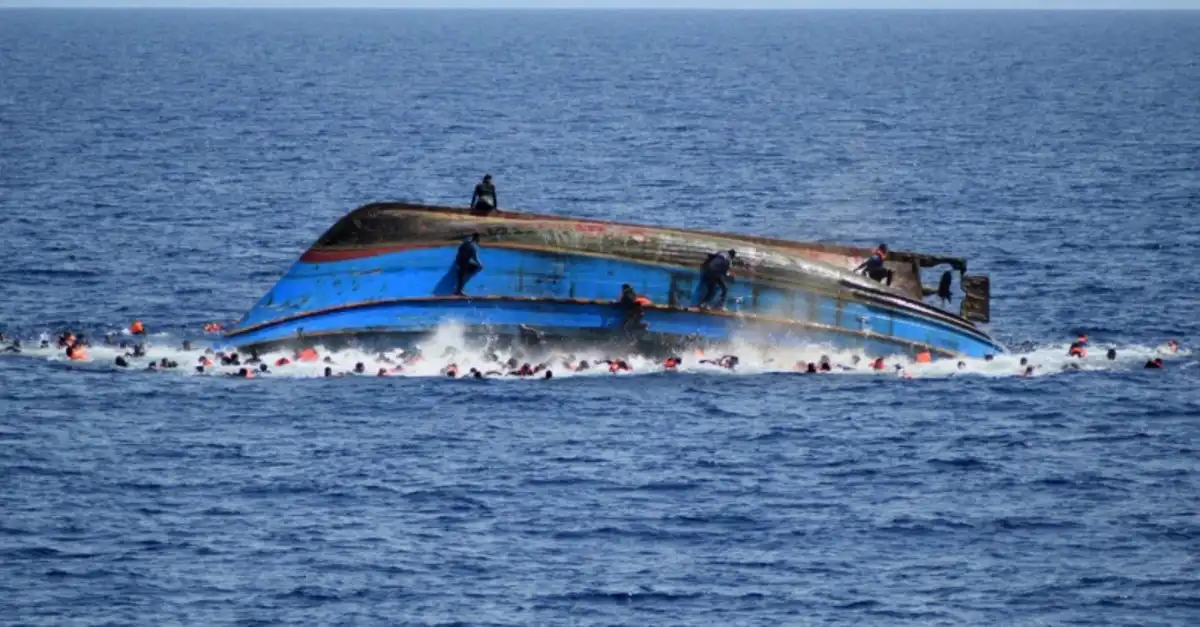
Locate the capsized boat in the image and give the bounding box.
[224,202,1001,358]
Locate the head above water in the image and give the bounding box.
[878,243,889,254]
[482,174,492,183]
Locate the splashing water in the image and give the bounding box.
[1,322,1189,381]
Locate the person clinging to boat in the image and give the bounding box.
[470,174,497,213]
[454,233,483,296]
[698,249,736,309]
[855,243,893,287]
[617,283,650,333]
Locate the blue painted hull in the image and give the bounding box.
[227,243,1004,358]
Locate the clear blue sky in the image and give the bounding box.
[3,0,1198,8]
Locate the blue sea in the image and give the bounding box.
[2,9,1199,625]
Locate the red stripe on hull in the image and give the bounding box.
[299,244,438,262]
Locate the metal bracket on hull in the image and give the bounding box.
[960,275,991,323]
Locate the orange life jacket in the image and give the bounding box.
[297,348,319,362]
[634,296,651,306]
[915,350,932,363]
[130,320,145,334]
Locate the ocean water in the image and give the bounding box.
[2,9,1199,625]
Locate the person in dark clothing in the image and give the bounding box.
[454,233,483,296]
[855,243,893,286]
[698,250,736,309]
[617,284,648,333]
[471,174,497,213]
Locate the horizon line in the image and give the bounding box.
[2,5,1197,9]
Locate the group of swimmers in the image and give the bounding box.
[1064,334,1176,369]
[0,323,1185,380]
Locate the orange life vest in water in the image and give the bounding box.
[296,348,319,362]
[915,350,932,363]
[130,320,145,335]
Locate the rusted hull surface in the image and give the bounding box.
[224,201,1001,356]
[311,202,935,302]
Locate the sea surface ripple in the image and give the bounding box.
[1,9,1198,626]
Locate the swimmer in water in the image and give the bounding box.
[259,364,268,374]
[115,355,129,368]
[354,362,366,375]
[1144,358,1164,369]
[323,367,334,377]
[3,340,20,354]
[544,370,553,379]
[182,340,193,351]
[1164,340,1179,353]
[1068,341,1087,358]
[65,342,88,361]
[1106,348,1117,360]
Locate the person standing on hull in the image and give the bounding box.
[454,233,483,296]
[855,243,893,287]
[471,174,497,213]
[698,249,736,310]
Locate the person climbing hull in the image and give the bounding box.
[224,202,1002,358]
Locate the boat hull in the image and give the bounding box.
[225,207,1005,358]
